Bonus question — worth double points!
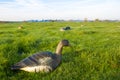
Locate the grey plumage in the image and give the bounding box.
[11,40,70,72]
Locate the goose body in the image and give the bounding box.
[60,26,71,31]
[11,40,69,72]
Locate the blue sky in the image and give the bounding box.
[0,0,120,21]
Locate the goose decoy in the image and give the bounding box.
[60,26,71,31]
[11,40,70,72]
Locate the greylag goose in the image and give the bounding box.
[11,40,70,72]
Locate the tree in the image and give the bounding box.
[84,18,88,22]
[95,18,100,22]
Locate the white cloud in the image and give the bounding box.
[0,0,53,21]
[14,0,46,8]
[0,0,120,21]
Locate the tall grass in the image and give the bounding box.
[0,22,120,80]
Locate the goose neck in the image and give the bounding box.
[55,43,63,55]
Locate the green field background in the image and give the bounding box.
[0,21,120,80]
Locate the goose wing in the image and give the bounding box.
[11,51,54,70]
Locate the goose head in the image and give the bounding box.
[60,39,70,46]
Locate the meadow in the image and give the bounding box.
[0,21,120,80]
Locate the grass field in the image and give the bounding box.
[0,21,120,80]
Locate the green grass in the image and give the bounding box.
[0,21,120,80]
